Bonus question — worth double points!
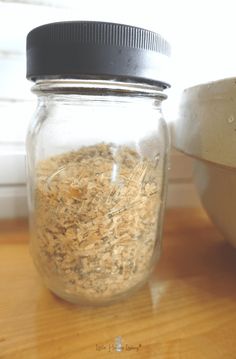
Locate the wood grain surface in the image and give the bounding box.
[0,208,236,358]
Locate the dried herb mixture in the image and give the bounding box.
[33,143,161,302]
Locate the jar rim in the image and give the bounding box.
[32,79,168,100]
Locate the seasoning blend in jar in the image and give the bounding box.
[26,21,171,305]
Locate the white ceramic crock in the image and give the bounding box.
[173,78,236,246]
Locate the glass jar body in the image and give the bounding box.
[26,80,170,305]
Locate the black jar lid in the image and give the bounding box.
[26,21,171,88]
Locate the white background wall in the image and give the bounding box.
[2,0,236,217]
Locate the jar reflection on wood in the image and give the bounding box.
[26,21,171,305]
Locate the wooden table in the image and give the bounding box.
[0,208,236,359]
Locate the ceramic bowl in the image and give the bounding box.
[173,78,236,246]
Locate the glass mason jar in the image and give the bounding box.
[26,21,171,305]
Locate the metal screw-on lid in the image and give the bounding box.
[26,21,171,88]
